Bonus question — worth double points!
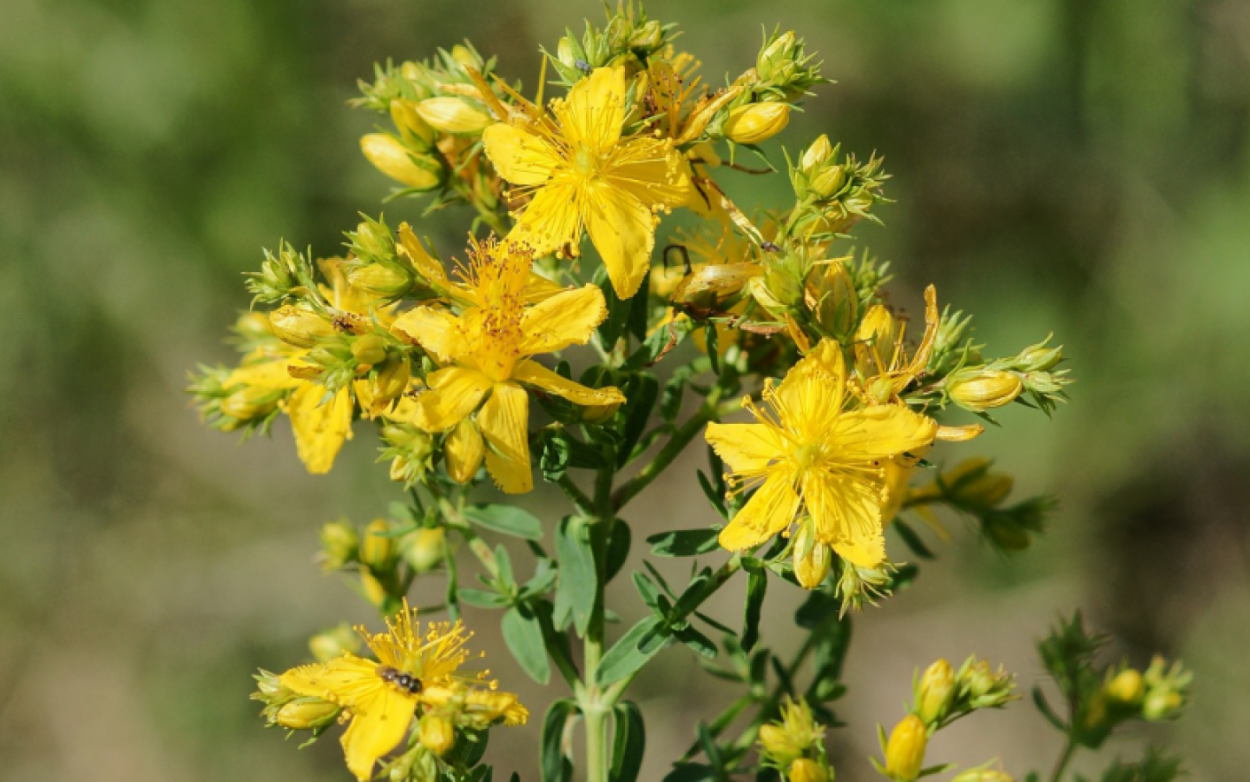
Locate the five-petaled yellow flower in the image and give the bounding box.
[279,601,525,781]
[482,65,690,299]
[706,339,938,567]
[391,238,626,493]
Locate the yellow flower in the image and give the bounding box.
[482,65,690,298]
[391,239,626,492]
[705,340,937,566]
[852,286,940,406]
[278,601,515,781]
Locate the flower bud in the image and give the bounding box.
[390,99,436,147]
[402,527,447,573]
[807,260,858,340]
[220,386,279,422]
[415,97,492,134]
[275,698,341,730]
[759,724,804,766]
[947,370,1024,413]
[629,20,664,50]
[320,519,359,571]
[788,758,829,782]
[419,713,457,756]
[952,770,1014,782]
[723,102,791,144]
[800,134,834,173]
[809,166,848,200]
[346,262,414,299]
[269,305,335,348]
[793,522,832,590]
[884,715,928,782]
[1142,690,1184,721]
[360,519,395,570]
[351,334,388,366]
[360,570,388,607]
[361,133,442,191]
[957,657,1016,708]
[1104,668,1145,706]
[309,624,362,662]
[757,31,798,82]
[449,44,483,72]
[1016,342,1062,372]
[369,356,411,409]
[556,36,579,70]
[915,659,957,725]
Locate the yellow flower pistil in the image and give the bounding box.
[482,65,690,298]
[706,340,937,567]
[278,600,520,781]
[391,239,625,493]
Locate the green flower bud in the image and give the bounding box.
[269,305,335,348]
[360,519,395,570]
[347,261,414,299]
[757,31,799,83]
[628,20,664,51]
[275,698,341,730]
[788,758,829,782]
[320,519,359,571]
[419,713,457,756]
[915,659,957,725]
[792,521,832,590]
[415,97,492,134]
[351,334,388,366]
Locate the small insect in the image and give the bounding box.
[574,59,593,74]
[376,665,423,694]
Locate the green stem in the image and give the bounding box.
[1050,738,1077,782]
[611,386,726,511]
[556,473,595,517]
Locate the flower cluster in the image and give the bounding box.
[187,5,1192,782]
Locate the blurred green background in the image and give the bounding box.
[3,0,1248,779]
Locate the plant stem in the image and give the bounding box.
[556,473,595,517]
[611,385,725,511]
[1050,738,1077,782]
[579,466,617,782]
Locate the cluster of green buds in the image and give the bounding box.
[753,29,825,100]
[788,135,890,240]
[875,657,1016,782]
[320,514,446,614]
[906,459,1053,553]
[757,697,833,782]
[546,6,674,85]
[1035,613,1192,756]
[186,363,283,436]
[833,558,898,617]
[702,30,823,147]
[942,336,1070,416]
[252,669,342,738]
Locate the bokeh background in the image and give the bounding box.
[3,0,1249,779]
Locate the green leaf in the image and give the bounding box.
[704,324,720,375]
[661,764,716,782]
[626,316,692,371]
[617,373,660,468]
[741,569,767,653]
[463,504,543,541]
[647,528,721,557]
[696,470,728,520]
[503,605,550,685]
[554,516,597,637]
[632,571,662,609]
[628,271,650,341]
[541,429,608,483]
[541,699,577,782]
[610,702,646,782]
[892,519,935,560]
[675,625,718,658]
[605,519,632,583]
[597,271,630,347]
[459,589,509,608]
[597,617,669,686]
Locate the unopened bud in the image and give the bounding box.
[351,334,388,366]
[275,699,341,730]
[1104,668,1145,706]
[884,715,928,782]
[916,659,957,725]
[419,713,457,756]
[370,357,411,408]
[629,20,664,50]
[1016,342,1062,372]
[800,135,834,173]
[557,37,579,69]
[449,44,483,72]
[309,624,362,662]
[808,260,858,340]
[809,166,848,199]
[757,31,799,82]
[951,770,1014,782]
[220,386,279,421]
[269,306,335,348]
[788,758,829,782]
[759,724,804,765]
[320,519,359,570]
[948,370,1024,413]
[361,134,442,191]
[724,102,791,145]
[403,527,447,573]
[415,97,492,134]
[360,519,395,570]
[390,99,436,147]
[1142,689,1184,721]
[793,522,833,590]
[347,262,414,299]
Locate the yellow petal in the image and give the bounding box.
[802,471,886,568]
[446,419,485,484]
[280,654,380,701]
[476,382,532,493]
[482,123,560,186]
[512,181,583,258]
[516,284,608,355]
[605,136,692,208]
[513,360,626,407]
[414,366,492,432]
[225,357,303,390]
[584,183,654,299]
[340,683,418,781]
[718,471,801,551]
[523,271,570,304]
[391,306,465,363]
[399,223,448,286]
[284,384,354,474]
[832,406,938,463]
[705,422,782,474]
[559,66,625,151]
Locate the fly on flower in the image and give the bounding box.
[275,600,525,781]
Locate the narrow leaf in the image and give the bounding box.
[554,516,597,637]
[610,701,646,782]
[742,569,767,653]
[463,504,543,541]
[503,605,551,684]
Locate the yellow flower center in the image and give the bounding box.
[573,145,599,178]
[792,442,824,471]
